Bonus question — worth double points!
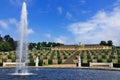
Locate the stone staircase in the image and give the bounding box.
[63,51,80,64]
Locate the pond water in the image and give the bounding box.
[0,68,120,80]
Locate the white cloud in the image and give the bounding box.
[27,28,34,35]
[57,7,63,14]
[79,0,86,4]
[0,20,8,29]
[9,18,18,25]
[0,18,19,29]
[45,33,51,38]
[114,0,120,6]
[54,36,68,44]
[0,18,34,35]
[66,12,72,19]
[68,7,120,45]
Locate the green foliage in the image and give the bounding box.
[97,58,102,62]
[100,41,107,45]
[2,58,7,62]
[29,43,37,50]
[0,63,3,66]
[12,58,16,62]
[38,60,43,66]
[64,56,67,59]
[107,40,113,46]
[110,55,115,59]
[48,59,52,64]
[107,59,112,62]
[118,59,120,64]
[113,64,120,67]
[81,63,89,67]
[0,35,16,51]
[88,59,92,62]
[28,63,35,66]
[0,42,12,51]
[58,59,62,64]
[29,42,64,50]
[100,40,113,46]
[102,55,106,59]
[8,55,11,59]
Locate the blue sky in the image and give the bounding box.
[0,0,120,45]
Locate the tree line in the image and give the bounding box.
[29,42,64,50]
[99,40,113,46]
[0,34,64,51]
[0,35,16,51]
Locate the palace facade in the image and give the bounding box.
[51,44,112,50]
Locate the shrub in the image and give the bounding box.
[64,56,67,59]
[0,63,3,66]
[87,54,91,59]
[81,63,89,67]
[12,58,16,62]
[102,55,106,59]
[48,59,52,64]
[113,64,120,68]
[58,59,62,64]
[28,62,35,66]
[118,59,120,64]
[88,59,92,63]
[39,60,43,66]
[107,59,112,62]
[97,59,102,62]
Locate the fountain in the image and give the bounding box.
[10,2,35,75]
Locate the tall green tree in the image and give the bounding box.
[4,35,10,41]
[0,42,12,51]
[4,35,15,50]
[100,41,107,45]
[107,40,113,46]
[28,43,37,50]
[41,42,47,47]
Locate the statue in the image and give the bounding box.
[36,56,39,67]
[78,56,81,67]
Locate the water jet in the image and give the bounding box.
[9,2,35,75]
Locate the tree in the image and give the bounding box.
[28,43,36,50]
[0,34,3,42]
[8,37,15,50]
[107,40,113,46]
[0,42,12,51]
[100,41,107,45]
[37,42,41,49]
[41,42,47,47]
[4,35,15,50]
[4,35,10,41]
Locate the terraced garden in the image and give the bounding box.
[0,47,120,67]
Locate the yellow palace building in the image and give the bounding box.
[51,44,112,50]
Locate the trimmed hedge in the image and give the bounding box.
[81,63,89,67]
[113,64,120,68]
[28,63,35,66]
[58,59,62,64]
[48,59,52,64]
[39,60,43,66]
[0,63,2,66]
